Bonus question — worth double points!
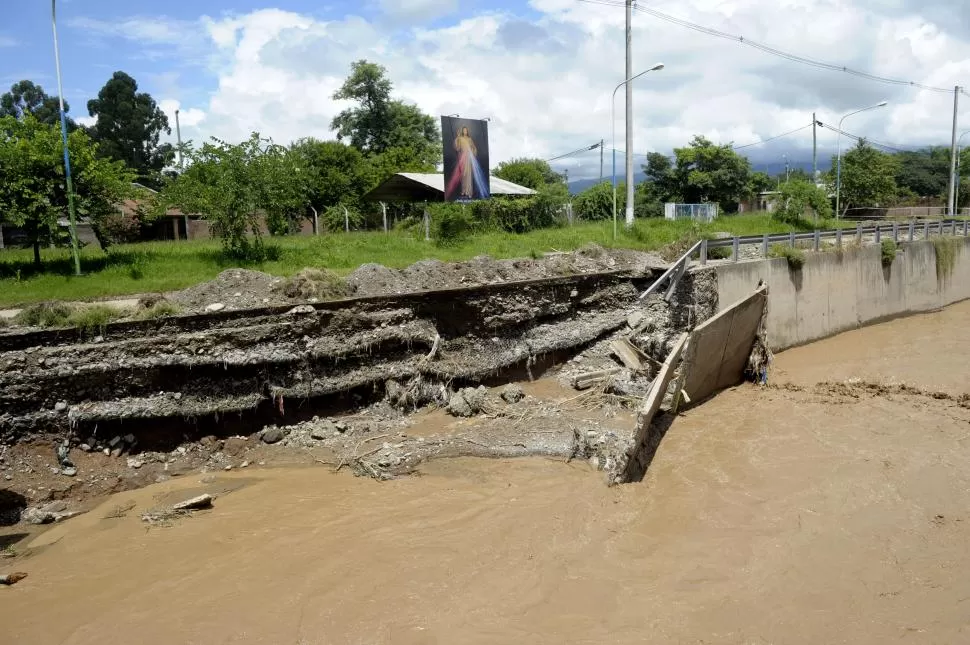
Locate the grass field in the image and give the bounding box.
[0,214,840,307]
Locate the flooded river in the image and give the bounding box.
[5,303,970,644]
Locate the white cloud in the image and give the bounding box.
[75,115,97,128]
[158,99,206,130]
[101,2,970,178]
[0,36,16,48]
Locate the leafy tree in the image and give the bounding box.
[895,147,950,198]
[1,80,75,128]
[493,158,563,190]
[160,133,303,259]
[86,71,174,188]
[331,60,440,165]
[749,170,775,196]
[641,138,755,212]
[774,179,832,224]
[0,115,135,267]
[289,138,370,215]
[831,140,900,216]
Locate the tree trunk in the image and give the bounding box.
[32,240,41,269]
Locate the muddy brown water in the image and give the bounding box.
[5,303,970,644]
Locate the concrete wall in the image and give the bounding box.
[712,238,970,351]
[682,286,767,403]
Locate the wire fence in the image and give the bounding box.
[843,206,970,220]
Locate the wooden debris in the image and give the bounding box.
[571,368,623,390]
[610,338,643,371]
[172,494,213,511]
[0,572,28,586]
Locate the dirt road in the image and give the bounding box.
[4,303,970,644]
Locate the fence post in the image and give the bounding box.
[964,220,968,237]
[875,225,881,244]
[813,230,820,252]
[939,221,944,237]
[789,231,795,248]
[856,222,863,244]
[699,238,708,265]
[836,228,843,247]
[732,236,739,262]
[892,222,899,243]
[909,221,915,242]
[924,221,930,239]
[762,233,769,258]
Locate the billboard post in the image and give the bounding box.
[441,116,490,202]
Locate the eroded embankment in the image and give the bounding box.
[0,266,718,453]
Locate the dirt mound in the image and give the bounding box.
[345,245,663,297]
[170,269,285,310]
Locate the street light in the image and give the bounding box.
[835,100,889,219]
[954,130,970,213]
[611,62,664,240]
[51,0,81,275]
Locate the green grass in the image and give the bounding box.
[0,214,842,307]
[768,244,806,270]
[880,239,898,267]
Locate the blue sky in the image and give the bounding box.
[2,1,969,178]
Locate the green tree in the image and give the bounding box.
[895,147,950,198]
[289,138,370,215]
[832,140,900,216]
[1,80,75,128]
[493,158,563,190]
[749,171,775,196]
[86,71,174,188]
[160,133,303,259]
[774,179,832,224]
[331,60,439,165]
[0,115,135,267]
[641,138,755,212]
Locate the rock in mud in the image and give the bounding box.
[21,507,55,525]
[172,494,213,511]
[205,303,226,313]
[500,384,525,404]
[447,386,489,417]
[259,426,284,444]
[54,401,68,413]
[310,420,338,440]
[60,467,77,477]
[126,458,143,469]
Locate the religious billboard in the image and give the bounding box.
[441,116,490,202]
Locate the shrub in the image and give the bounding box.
[14,302,73,327]
[135,301,182,320]
[67,305,124,333]
[933,237,961,282]
[773,179,832,225]
[278,268,348,301]
[472,195,558,233]
[430,203,475,245]
[769,244,805,270]
[880,239,897,267]
[322,205,364,232]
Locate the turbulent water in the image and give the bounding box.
[5,302,970,644]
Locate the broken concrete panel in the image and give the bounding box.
[610,332,688,485]
[682,285,768,407]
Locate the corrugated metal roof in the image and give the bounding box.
[364,172,536,202]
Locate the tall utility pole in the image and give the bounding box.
[624,0,634,227]
[600,139,606,182]
[812,112,818,183]
[51,0,80,276]
[948,86,960,217]
[175,109,184,170]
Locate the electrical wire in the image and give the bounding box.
[544,141,603,162]
[814,121,919,153]
[576,0,960,94]
[732,124,813,150]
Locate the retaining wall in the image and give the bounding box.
[712,237,970,351]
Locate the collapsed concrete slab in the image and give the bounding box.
[681,285,768,407]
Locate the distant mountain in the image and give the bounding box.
[568,172,646,195]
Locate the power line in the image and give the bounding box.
[732,124,813,150]
[544,141,602,162]
[814,121,918,153]
[576,0,958,94]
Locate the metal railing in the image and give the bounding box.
[639,240,702,301]
[697,219,970,265]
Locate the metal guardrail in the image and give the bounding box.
[639,240,702,301]
[698,219,970,266]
